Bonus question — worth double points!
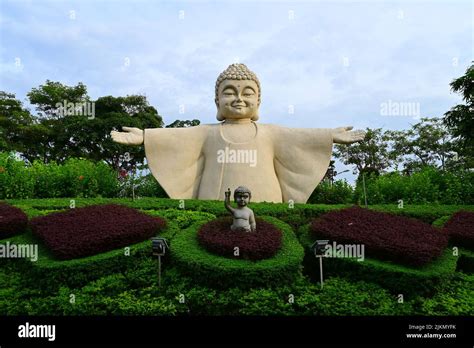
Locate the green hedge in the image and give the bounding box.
[431,215,474,274]
[298,224,458,298]
[308,180,353,204]
[170,216,304,289]
[0,219,182,294]
[354,167,474,205]
[1,266,412,316]
[1,201,473,315]
[0,208,219,293]
[457,248,474,274]
[368,205,474,224]
[419,274,474,315]
[144,209,216,232]
[432,215,452,228]
[8,198,474,228]
[0,153,119,199]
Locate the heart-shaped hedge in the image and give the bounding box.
[311,206,448,266]
[30,204,166,260]
[0,202,28,239]
[198,217,282,260]
[444,211,474,250]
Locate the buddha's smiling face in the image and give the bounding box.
[216,79,259,121]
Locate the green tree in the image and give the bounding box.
[0,92,34,153]
[25,81,164,167]
[387,117,455,173]
[322,160,336,183]
[20,123,52,164]
[443,63,474,168]
[165,119,201,128]
[24,80,91,163]
[27,80,88,119]
[334,128,393,176]
[92,95,163,170]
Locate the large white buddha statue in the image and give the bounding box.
[111,63,365,203]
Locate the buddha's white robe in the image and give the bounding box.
[144,122,333,203]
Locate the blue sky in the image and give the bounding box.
[0,0,472,182]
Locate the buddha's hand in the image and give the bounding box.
[225,188,231,199]
[110,127,144,145]
[332,126,366,144]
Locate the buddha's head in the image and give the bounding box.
[215,63,260,122]
[234,186,251,207]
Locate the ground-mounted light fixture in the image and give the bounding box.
[151,237,169,287]
[311,239,329,289]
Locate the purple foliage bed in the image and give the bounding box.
[444,211,474,250]
[310,206,448,266]
[0,202,28,239]
[198,217,282,261]
[30,204,166,260]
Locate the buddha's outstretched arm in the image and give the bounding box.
[110,127,144,145]
[267,124,365,203]
[144,125,209,199]
[331,126,366,144]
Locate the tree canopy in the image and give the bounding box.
[2,81,163,168]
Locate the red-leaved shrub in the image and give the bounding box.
[30,204,166,260]
[444,211,474,250]
[198,217,282,261]
[310,206,448,266]
[0,202,28,239]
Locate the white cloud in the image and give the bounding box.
[0,0,471,179]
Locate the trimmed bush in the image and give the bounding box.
[419,277,474,315]
[30,204,166,260]
[198,217,282,260]
[0,202,28,238]
[308,180,353,204]
[311,206,448,266]
[299,224,457,297]
[0,152,34,199]
[0,152,119,199]
[456,248,474,274]
[354,167,474,205]
[432,215,451,228]
[431,212,474,272]
[369,205,473,224]
[444,211,474,250]
[7,198,474,229]
[144,209,216,231]
[133,174,168,198]
[291,277,402,316]
[171,216,304,288]
[0,216,179,293]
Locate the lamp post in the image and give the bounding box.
[131,166,136,201]
[311,240,329,289]
[151,237,169,287]
[332,169,350,186]
[362,172,368,208]
[335,169,350,177]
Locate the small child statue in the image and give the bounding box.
[224,186,257,232]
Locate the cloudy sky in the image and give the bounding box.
[0,0,472,182]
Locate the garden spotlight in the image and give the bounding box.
[311,240,329,289]
[151,237,169,287]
